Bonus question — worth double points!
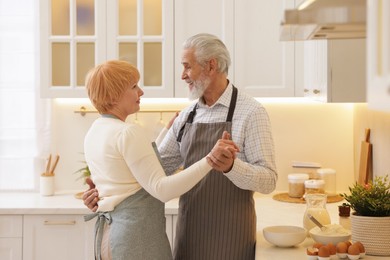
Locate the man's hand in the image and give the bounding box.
[206,131,239,172]
[82,177,99,212]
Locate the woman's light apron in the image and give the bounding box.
[174,87,256,260]
[86,188,172,260]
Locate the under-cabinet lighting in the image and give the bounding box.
[298,0,317,10]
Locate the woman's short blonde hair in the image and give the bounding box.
[85,60,140,114]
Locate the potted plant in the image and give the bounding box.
[338,203,351,217]
[73,162,91,184]
[340,175,390,256]
[72,162,91,199]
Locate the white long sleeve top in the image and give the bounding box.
[84,117,212,212]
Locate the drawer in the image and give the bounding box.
[0,215,23,237]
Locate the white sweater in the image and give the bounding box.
[84,117,212,212]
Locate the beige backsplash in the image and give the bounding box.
[50,99,390,194]
[353,103,390,181]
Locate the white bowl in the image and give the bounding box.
[263,225,306,247]
[309,224,351,245]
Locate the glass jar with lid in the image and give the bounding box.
[317,168,336,195]
[288,173,309,198]
[304,179,325,195]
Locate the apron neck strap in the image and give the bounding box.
[177,104,198,142]
[226,86,237,122]
[176,86,238,142]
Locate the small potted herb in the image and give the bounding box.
[338,203,351,217]
[340,175,390,256]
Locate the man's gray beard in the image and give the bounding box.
[188,86,203,100]
[188,78,210,101]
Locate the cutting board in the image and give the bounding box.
[358,128,372,185]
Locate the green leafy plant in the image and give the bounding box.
[341,175,390,217]
[73,161,91,184]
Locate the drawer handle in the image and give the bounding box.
[44,220,76,225]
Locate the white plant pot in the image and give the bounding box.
[351,213,390,256]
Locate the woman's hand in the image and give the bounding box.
[82,178,99,212]
[206,131,239,172]
[166,111,179,129]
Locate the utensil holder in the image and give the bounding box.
[40,174,55,196]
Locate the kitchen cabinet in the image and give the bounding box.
[367,0,390,111]
[173,0,234,97]
[0,215,22,260]
[303,39,366,102]
[165,214,177,251]
[22,214,176,260]
[174,0,303,98]
[0,194,178,259]
[23,215,94,260]
[40,0,174,98]
[41,0,303,99]
[233,0,303,97]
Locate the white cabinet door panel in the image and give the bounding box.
[23,215,94,260]
[0,238,22,260]
[0,215,22,260]
[367,0,390,111]
[234,0,301,97]
[174,0,234,98]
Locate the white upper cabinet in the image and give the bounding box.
[367,0,390,111]
[173,0,234,98]
[174,0,302,98]
[303,39,366,102]
[40,0,173,98]
[41,0,303,98]
[233,0,303,97]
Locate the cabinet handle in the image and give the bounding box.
[44,220,77,225]
[313,89,321,94]
[303,89,309,93]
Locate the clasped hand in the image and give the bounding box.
[206,131,239,172]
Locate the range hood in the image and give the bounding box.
[280,0,366,41]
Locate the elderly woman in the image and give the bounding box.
[83,60,238,260]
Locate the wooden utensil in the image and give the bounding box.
[49,155,60,175]
[45,154,52,176]
[358,128,372,185]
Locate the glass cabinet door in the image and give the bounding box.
[40,0,173,98]
[40,0,105,97]
[107,0,173,98]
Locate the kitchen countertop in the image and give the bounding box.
[253,195,386,259]
[0,191,387,259]
[0,190,178,215]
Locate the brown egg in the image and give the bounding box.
[327,243,337,255]
[344,240,352,248]
[348,244,360,256]
[353,241,365,253]
[306,247,319,256]
[313,242,323,249]
[318,246,330,257]
[336,241,348,254]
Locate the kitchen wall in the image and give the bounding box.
[353,104,390,181]
[51,98,361,194]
